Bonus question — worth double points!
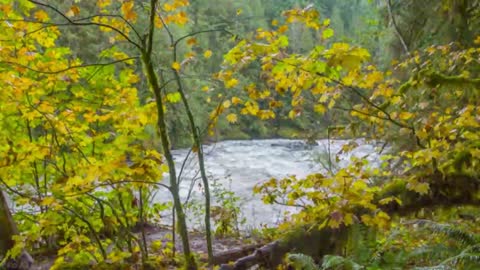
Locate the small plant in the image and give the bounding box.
[210,178,246,238]
[183,177,245,237]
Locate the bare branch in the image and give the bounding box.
[386,0,410,56]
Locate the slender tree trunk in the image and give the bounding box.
[142,1,196,268]
[0,190,33,270]
[142,53,197,269]
[173,70,214,263]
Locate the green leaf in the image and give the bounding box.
[166,92,181,103]
[322,28,334,39]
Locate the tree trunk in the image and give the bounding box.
[142,52,197,269]
[142,1,197,269]
[0,190,34,270]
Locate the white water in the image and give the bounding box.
[157,139,378,228]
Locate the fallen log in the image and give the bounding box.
[219,227,345,270]
[218,241,284,270]
[210,243,264,265]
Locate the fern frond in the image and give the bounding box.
[321,255,363,270]
[408,243,458,262]
[414,245,480,270]
[443,244,480,266]
[414,219,477,246]
[414,265,449,270]
[287,253,318,270]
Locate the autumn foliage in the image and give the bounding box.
[0,1,479,269]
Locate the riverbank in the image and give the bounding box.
[30,224,264,270]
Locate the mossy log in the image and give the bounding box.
[219,173,480,269]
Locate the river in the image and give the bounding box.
[157,139,378,229]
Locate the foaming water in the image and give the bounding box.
[156,139,378,228]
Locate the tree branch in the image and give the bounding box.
[27,0,142,49]
[385,0,410,56]
[0,57,138,74]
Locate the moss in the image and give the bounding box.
[221,127,252,140]
[253,123,274,138]
[55,262,132,270]
[276,127,303,139]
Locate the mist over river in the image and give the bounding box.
[156,139,379,229]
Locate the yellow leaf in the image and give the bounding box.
[474,35,480,45]
[225,78,238,88]
[160,164,169,173]
[344,213,354,225]
[121,1,137,21]
[278,25,288,33]
[171,62,181,71]
[399,111,414,120]
[172,11,188,25]
[41,197,56,206]
[34,10,49,21]
[68,5,80,17]
[163,3,174,12]
[191,145,198,153]
[226,113,238,123]
[223,100,231,108]
[231,96,242,104]
[327,99,335,109]
[70,6,80,16]
[187,37,197,46]
[97,0,112,9]
[288,110,297,119]
[16,197,30,205]
[203,50,213,59]
[314,104,326,114]
[379,196,400,205]
[201,86,209,92]
[407,181,429,195]
[271,19,278,26]
[236,9,242,15]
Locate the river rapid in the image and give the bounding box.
[157,139,378,229]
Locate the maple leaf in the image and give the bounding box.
[225,78,238,88]
[203,50,212,59]
[187,37,197,46]
[97,0,112,9]
[171,62,181,71]
[314,104,326,114]
[226,113,238,123]
[66,5,80,17]
[399,111,414,120]
[223,100,231,108]
[231,97,242,104]
[121,1,137,21]
[34,10,49,21]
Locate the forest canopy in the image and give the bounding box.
[0,0,479,269]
